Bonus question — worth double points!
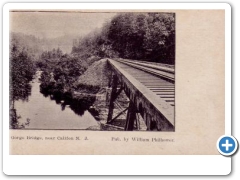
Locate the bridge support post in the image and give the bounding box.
[125,101,137,131]
[143,112,152,131]
[107,75,118,123]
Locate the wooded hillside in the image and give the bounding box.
[72,13,175,64]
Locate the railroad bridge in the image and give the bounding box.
[105,58,175,131]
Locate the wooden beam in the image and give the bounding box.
[125,101,137,131]
[107,75,118,123]
[109,107,129,123]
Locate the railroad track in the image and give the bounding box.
[113,59,175,107]
[114,58,174,82]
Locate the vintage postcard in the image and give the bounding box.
[2,2,232,176]
[7,7,225,156]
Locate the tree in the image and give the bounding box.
[10,41,35,108]
[72,12,175,64]
[10,40,35,129]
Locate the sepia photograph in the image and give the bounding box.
[2,4,232,177]
[5,1,226,158]
[10,11,175,131]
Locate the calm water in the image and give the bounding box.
[15,71,99,130]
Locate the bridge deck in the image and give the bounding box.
[114,59,174,82]
[108,59,175,129]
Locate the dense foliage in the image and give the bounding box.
[72,13,175,64]
[36,49,99,116]
[37,51,87,96]
[10,42,35,105]
[10,40,36,128]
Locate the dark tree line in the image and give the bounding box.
[36,49,88,99]
[72,12,175,64]
[10,42,35,107]
[10,40,36,128]
[36,49,98,116]
[40,48,63,60]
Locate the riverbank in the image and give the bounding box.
[36,57,133,130]
[14,72,99,130]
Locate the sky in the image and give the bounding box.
[10,11,116,39]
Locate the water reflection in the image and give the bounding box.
[17,83,32,102]
[10,80,33,129]
[14,71,99,130]
[40,88,96,117]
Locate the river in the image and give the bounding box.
[15,71,99,130]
